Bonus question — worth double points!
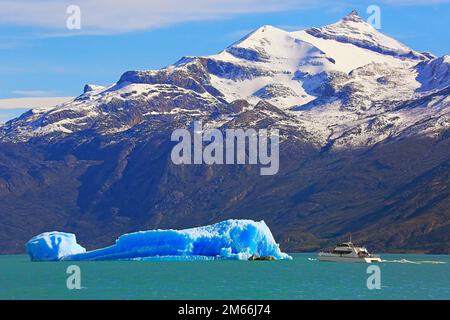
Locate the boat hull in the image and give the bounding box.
[318,255,381,263]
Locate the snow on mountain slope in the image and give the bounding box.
[0,10,448,149]
[415,55,450,92]
[83,84,105,93]
[301,10,425,60]
[205,10,424,109]
[0,80,222,141]
[292,30,412,73]
[290,11,421,73]
[206,25,336,107]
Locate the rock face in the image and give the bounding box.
[248,255,276,261]
[0,11,449,254]
[83,84,105,93]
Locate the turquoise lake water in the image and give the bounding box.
[0,253,448,299]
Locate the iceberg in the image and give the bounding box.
[26,232,86,261]
[26,219,292,261]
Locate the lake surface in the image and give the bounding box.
[0,253,448,299]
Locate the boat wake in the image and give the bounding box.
[307,257,447,264]
[381,259,447,265]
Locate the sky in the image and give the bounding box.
[0,0,449,122]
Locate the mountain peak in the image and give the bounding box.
[342,9,364,23]
[241,24,287,40]
[222,24,296,62]
[83,84,105,93]
[303,9,425,60]
[256,24,279,32]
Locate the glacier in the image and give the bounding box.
[26,219,292,261]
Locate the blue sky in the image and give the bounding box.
[0,0,449,121]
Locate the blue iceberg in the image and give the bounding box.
[26,219,292,261]
[26,232,86,261]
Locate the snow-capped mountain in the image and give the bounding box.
[301,10,426,60]
[0,11,449,254]
[1,10,449,149]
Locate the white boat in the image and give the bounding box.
[318,242,381,263]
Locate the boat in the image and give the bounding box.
[318,242,381,263]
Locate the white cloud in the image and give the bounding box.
[1,0,447,36]
[381,0,450,4]
[11,90,60,97]
[0,96,74,123]
[0,97,73,110]
[0,0,322,35]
